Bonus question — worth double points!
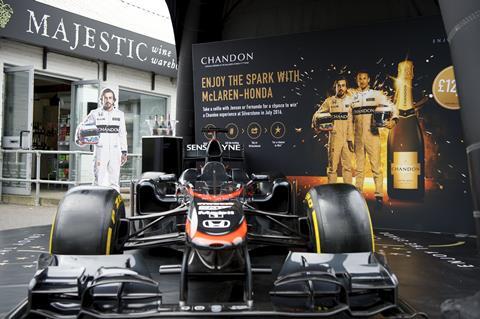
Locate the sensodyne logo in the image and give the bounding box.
[0,0,13,29]
[186,143,241,151]
[200,52,254,68]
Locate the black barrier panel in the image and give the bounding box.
[142,136,183,177]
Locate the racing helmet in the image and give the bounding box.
[77,114,99,144]
[373,105,394,127]
[314,112,334,131]
[78,123,100,144]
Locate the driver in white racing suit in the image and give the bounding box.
[312,78,354,184]
[75,88,127,192]
[351,72,398,205]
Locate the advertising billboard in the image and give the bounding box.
[192,16,473,234]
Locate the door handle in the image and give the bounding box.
[19,130,30,149]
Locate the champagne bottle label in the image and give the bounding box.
[391,152,421,189]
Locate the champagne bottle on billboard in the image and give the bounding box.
[387,60,425,200]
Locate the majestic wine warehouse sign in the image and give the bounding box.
[0,0,177,77]
[192,16,474,234]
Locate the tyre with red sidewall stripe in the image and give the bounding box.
[50,186,126,255]
[305,183,374,253]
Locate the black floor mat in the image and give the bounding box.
[0,225,479,317]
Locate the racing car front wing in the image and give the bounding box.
[8,251,399,318]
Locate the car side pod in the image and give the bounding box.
[270,251,398,317]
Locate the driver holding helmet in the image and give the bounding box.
[75,88,127,192]
[351,71,398,204]
[312,78,354,184]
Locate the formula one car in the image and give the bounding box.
[9,128,400,318]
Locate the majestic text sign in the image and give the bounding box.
[0,0,177,77]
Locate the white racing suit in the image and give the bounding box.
[313,95,354,184]
[76,107,127,192]
[351,89,398,197]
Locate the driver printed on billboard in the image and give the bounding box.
[75,88,128,192]
[351,71,398,204]
[312,78,354,184]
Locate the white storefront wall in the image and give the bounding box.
[0,38,177,186]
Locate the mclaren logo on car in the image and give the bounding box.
[198,202,235,218]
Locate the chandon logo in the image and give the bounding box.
[97,125,119,133]
[200,52,254,67]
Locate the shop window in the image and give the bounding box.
[118,89,168,185]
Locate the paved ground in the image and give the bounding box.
[0,204,56,231]
[0,225,479,317]
[0,202,131,231]
[0,182,131,231]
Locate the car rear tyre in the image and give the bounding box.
[305,183,374,253]
[50,186,126,255]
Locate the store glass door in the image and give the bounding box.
[69,80,99,184]
[2,66,34,195]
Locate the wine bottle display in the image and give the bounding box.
[387,60,425,200]
[159,115,166,135]
[153,115,160,135]
[167,113,172,136]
